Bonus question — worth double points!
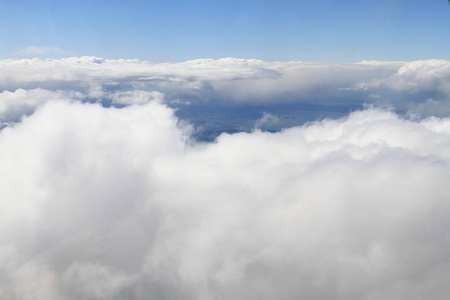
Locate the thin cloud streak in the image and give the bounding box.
[10,47,70,59]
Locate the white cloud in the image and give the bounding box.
[11,47,70,59]
[2,57,450,121]
[1,57,450,298]
[0,57,404,124]
[1,99,450,299]
[0,88,83,122]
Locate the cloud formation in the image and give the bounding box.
[1,99,450,299]
[2,57,450,125]
[0,88,83,123]
[2,57,450,298]
[10,47,70,59]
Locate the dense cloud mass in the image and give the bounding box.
[1,98,450,299]
[2,57,450,299]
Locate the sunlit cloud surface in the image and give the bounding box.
[1,57,450,299]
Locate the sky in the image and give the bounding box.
[1,0,450,62]
[4,1,450,300]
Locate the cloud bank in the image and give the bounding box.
[10,47,70,59]
[3,57,450,124]
[1,99,450,299]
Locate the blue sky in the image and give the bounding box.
[1,0,450,62]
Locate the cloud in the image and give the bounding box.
[0,88,83,122]
[11,47,70,59]
[1,99,450,299]
[109,90,164,106]
[2,57,450,121]
[0,86,161,123]
[1,57,450,298]
[253,112,279,130]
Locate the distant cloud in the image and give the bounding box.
[2,57,450,124]
[109,90,164,105]
[11,46,70,59]
[254,112,279,130]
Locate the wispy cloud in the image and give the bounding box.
[11,46,70,59]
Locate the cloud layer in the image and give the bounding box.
[2,57,450,298]
[1,99,450,299]
[10,47,70,59]
[3,57,450,125]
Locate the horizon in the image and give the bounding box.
[2,0,450,62]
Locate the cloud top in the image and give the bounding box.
[2,57,450,298]
[1,99,450,299]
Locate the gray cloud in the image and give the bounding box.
[253,112,279,130]
[1,99,450,299]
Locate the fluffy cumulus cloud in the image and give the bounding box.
[0,88,84,123]
[1,98,450,299]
